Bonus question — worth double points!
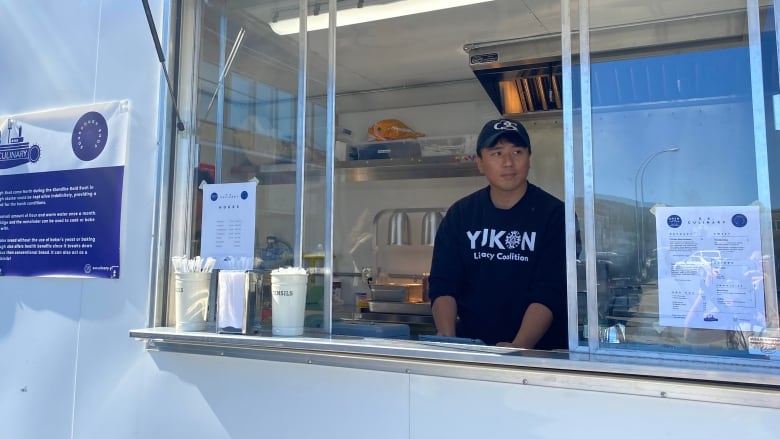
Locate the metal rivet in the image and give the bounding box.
[307,359,313,364]
[522,379,528,385]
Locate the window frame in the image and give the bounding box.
[135,0,780,400]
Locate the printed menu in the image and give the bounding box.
[200,182,256,270]
[655,206,766,331]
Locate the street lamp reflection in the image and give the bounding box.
[634,147,680,281]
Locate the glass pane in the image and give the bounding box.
[193,1,302,329]
[189,0,578,349]
[566,0,588,347]
[324,0,569,344]
[585,0,779,359]
[301,21,329,331]
[193,1,334,333]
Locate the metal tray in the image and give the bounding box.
[368,301,432,315]
[370,285,407,302]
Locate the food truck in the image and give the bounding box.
[1,0,778,437]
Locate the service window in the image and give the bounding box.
[154,0,780,376]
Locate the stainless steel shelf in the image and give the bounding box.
[339,157,481,182]
[232,156,482,184]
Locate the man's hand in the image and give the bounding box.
[504,302,553,349]
[432,295,457,337]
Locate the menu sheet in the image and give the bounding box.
[200,182,256,270]
[655,206,766,331]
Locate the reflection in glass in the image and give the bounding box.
[585,1,779,357]
[633,147,680,281]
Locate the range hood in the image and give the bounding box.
[466,8,752,116]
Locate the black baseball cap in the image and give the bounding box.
[476,119,531,155]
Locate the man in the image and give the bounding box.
[428,118,567,349]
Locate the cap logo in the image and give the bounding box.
[493,120,519,132]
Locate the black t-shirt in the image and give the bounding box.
[428,183,567,349]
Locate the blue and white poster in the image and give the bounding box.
[0,101,129,278]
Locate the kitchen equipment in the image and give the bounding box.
[303,244,330,305]
[258,236,293,270]
[368,301,432,315]
[466,10,747,115]
[421,273,430,302]
[355,292,369,312]
[421,210,443,245]
[407,282,424,303]
[386,281,423,303]
[370,284,408,302]
[350,138,422,160]
[387,210,411,245]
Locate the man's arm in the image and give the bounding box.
[431,295,458,337]
[497,302,553,349]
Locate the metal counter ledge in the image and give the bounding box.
[130,327,780,409]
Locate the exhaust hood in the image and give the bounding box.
[466,9,752,116]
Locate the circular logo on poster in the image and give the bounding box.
[72,111,108,161]
[29,144,41,163]
[731,213,748,228]
[210,192,218,201]
[666,214,682,228]
[84,264,92,274]
[240,191,248,200]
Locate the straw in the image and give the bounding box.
[171,255,217,273]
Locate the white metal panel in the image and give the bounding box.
[0,0,167,437]
[0,0,102,438]
[0,282,81,439]
[410,374,780,438]
[0,1,100,113]
[133,353,410,439]
[69,0,167,437]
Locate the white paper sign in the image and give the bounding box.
[655,206,766,331]
[200,182,256,270]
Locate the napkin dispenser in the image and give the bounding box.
[217,270,262,334]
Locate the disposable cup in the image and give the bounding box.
[271,268,308,336]
[174,271,212,331]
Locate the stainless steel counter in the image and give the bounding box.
[130,326,780,409]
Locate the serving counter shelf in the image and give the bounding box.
[130,326,780,409]
[231,155,483,184]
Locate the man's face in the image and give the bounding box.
[476,137,531,194]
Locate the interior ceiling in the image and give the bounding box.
[219,0,765,95]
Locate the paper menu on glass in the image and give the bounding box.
[655,206,766,330]
[200,182,256,270]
